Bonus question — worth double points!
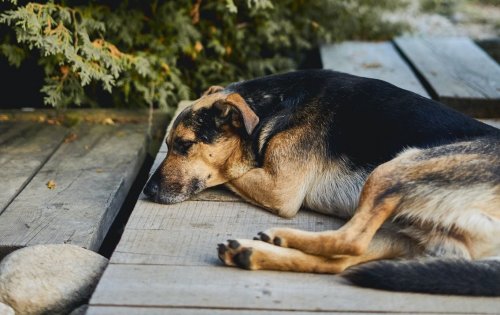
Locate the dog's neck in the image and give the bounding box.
[222,138,257,181]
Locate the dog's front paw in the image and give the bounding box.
[217,239,256,270]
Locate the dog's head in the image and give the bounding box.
[143,87,259,204]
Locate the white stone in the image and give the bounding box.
[0,302,14,315]
[0,244,108,315]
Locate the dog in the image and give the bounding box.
[143,69,500,296]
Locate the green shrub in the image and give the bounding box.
[0,0,407,111]
[420,0,463,16]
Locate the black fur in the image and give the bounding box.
[226,70,499,169]
[343,259,500,296]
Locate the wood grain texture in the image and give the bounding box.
[0,122,67,213]
[320,41,429,97]
[87,306,405,315]
[90,264,500,314]
[110,200,341,265]
[394,37,500,117]
[0,123,148,252]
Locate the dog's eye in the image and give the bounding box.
[173,139,195,155]
[200,134,209,142]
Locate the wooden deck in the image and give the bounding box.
[0,110,168,257]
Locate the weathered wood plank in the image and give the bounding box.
[0,123,148,252]
[320,41,429,97]
[481,119,500,130]
[394,37,500,117]
[0,122,67,213]
[110,200,341,265]
[87,306,398,315]
[90,264,500,314]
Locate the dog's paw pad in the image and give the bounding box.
[232,248,253,269]
[257,231,285,247]
[227,239,240,249]
[217,240,254,270]
[257,231,271,242]
[273,237,282,246]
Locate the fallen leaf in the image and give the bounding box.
[362,62,382,69]
[102,117,115,125]
[46,119,60,125]
[95,168,104,173]
[64,132,78,143]
[46,180,56,190]
[0,114,9,121]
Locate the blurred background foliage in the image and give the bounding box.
[0,0,408,111]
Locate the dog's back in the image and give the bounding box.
[227,70,499,167]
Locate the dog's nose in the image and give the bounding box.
[143,174,160,198]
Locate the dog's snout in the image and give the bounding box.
[143,171,160,198]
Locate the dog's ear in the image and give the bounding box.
[202,85,224,97]
[215,93,259,135]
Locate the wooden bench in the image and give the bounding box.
[0,110,168,257]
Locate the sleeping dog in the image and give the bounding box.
[143,70,500,296]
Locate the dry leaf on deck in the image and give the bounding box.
[64,132,78,143]
[102,117,115,125]
[46,180,57,189]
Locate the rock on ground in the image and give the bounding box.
[0,302,15,315]
[0,244,108,315]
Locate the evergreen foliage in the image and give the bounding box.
[0,0,407,110]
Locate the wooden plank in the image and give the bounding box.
[110,200,341,265]
[87,306,396,315]
[0,123,148,252]
[394,37,500,117]
[320,41,429,97]
[481,119,500,130]
[90,264,500,314]
[0,122,67,213]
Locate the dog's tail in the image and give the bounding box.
[342,259,500,296]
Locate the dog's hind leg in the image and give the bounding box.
[218,229,414,273]
[257,141,499,259]
[254,160,403,257]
